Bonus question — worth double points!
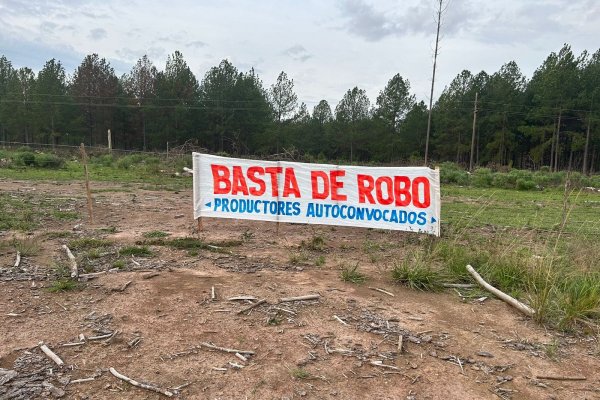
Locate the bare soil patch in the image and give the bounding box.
[1,179,599,399]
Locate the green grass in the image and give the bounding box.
[290,368,311,379]
[301,234,326,251]
[119,245,153,257]
[69,238,112,250]
[12,237,42,256]
[52,210,79,220]
[391,259,441,291]
[48,279,78,293]
[340,263,367,284]
[142,230,170,238]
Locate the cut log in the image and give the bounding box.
[39,343,64,366]
[62,245,78,279]
[109,367,174,397]
[466,265,535,317]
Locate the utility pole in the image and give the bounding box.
[469,92,478,172]
[424,0,444,166]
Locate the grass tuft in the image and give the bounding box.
[340,263,367,284]
[48,279,78,293]
[119,245,153,257]
[392,252,441,291]
[143,230,170,238]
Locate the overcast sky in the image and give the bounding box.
[1,0,599,110]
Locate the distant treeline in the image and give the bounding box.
[0,44,599,173]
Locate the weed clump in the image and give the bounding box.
[340,263,366,284]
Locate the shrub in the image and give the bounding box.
[516,178,537,191]
[13,151,37,166]
[472,168,493,187]
[439,162,470,185]
[35,153,64,169]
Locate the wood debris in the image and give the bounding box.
[368,287,395,297]
[237,299,267,315]
[279,294,320,303]
[199,342,255,355]
[62,245,78,279]
[109,367,175,397]
[39,343,64,366]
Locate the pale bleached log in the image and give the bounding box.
[14,251,21,268]
[62,245,78,279]
[39,343,64,366]
[441,283,476,289]
[109,367,174,397]
[211,286,216,300]
[235,352,248,362]
[333,315,348,325]
[279,294,320,303]
[199,342,255,355]
[70,377,96,384]
[466,265,535,317]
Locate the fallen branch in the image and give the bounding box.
[88,333,113,341]
[62,245,78,279]
[228,296,257,301]
[113,281,132,292]
[442,283,476,289]
[333,315,348,326]
[466,265,535,317]
[70,377,96,384]
[368,287,395,297]
[142,272,160,280]
[39,343,64,366]
[14,251,21,268]
[61,342,85,347]
[109,367,174,397]
[237,299,266,315]
[370,361,401,371]
[199,342,255,355]
[79,271,107,280]
[211,286,216,301]
[535,375,586,381]
[279,294,320,303]
[235,353,248,362]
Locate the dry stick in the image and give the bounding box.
[62,245,78,279]
[109,367,174,397]
[279,294,320,303]
[228,296,258,301]
[199,342,255,355]
[88,333,113,341]
[397,335,403,352]
[535,375,586,381]
[211,286,216,301]
[370,361,401,371]
[466,265,535,317]
[237,299,266,315]
[333,315,348,326]
[39,343,64,366]
[61,342,86,347]
[235,353,248,362]
[368,287,395,297]
[79,271,107,279]
[70,377,96,384]
[13,251,21,268]
[441,283,476,289]
[80,143,94,224]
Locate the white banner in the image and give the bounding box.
[193,153,441,236]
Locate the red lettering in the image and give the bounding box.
[231,166,249,195]
[375,176,394,205]
[394,176,411,207]
[311,171,329,200]
[357,174,375,204]
[282,168,300,198]
[211,164,231,194]
[330,170,347,201]
[412,177,431,208]
[247,166,265,196]
[264,166,282,197]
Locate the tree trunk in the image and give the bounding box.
[582,116,591,175]
[549,118,556,170]
[554,109,562,172]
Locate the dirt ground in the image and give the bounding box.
[1,179,599,400]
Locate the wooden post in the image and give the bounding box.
[80,143,94,224]
[107,129,112,154]
[197,217,203,232]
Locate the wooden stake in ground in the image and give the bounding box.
[466,265,535,317]
[109,367,174,397]
[62,245,78,279]
[80,143,94,224]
